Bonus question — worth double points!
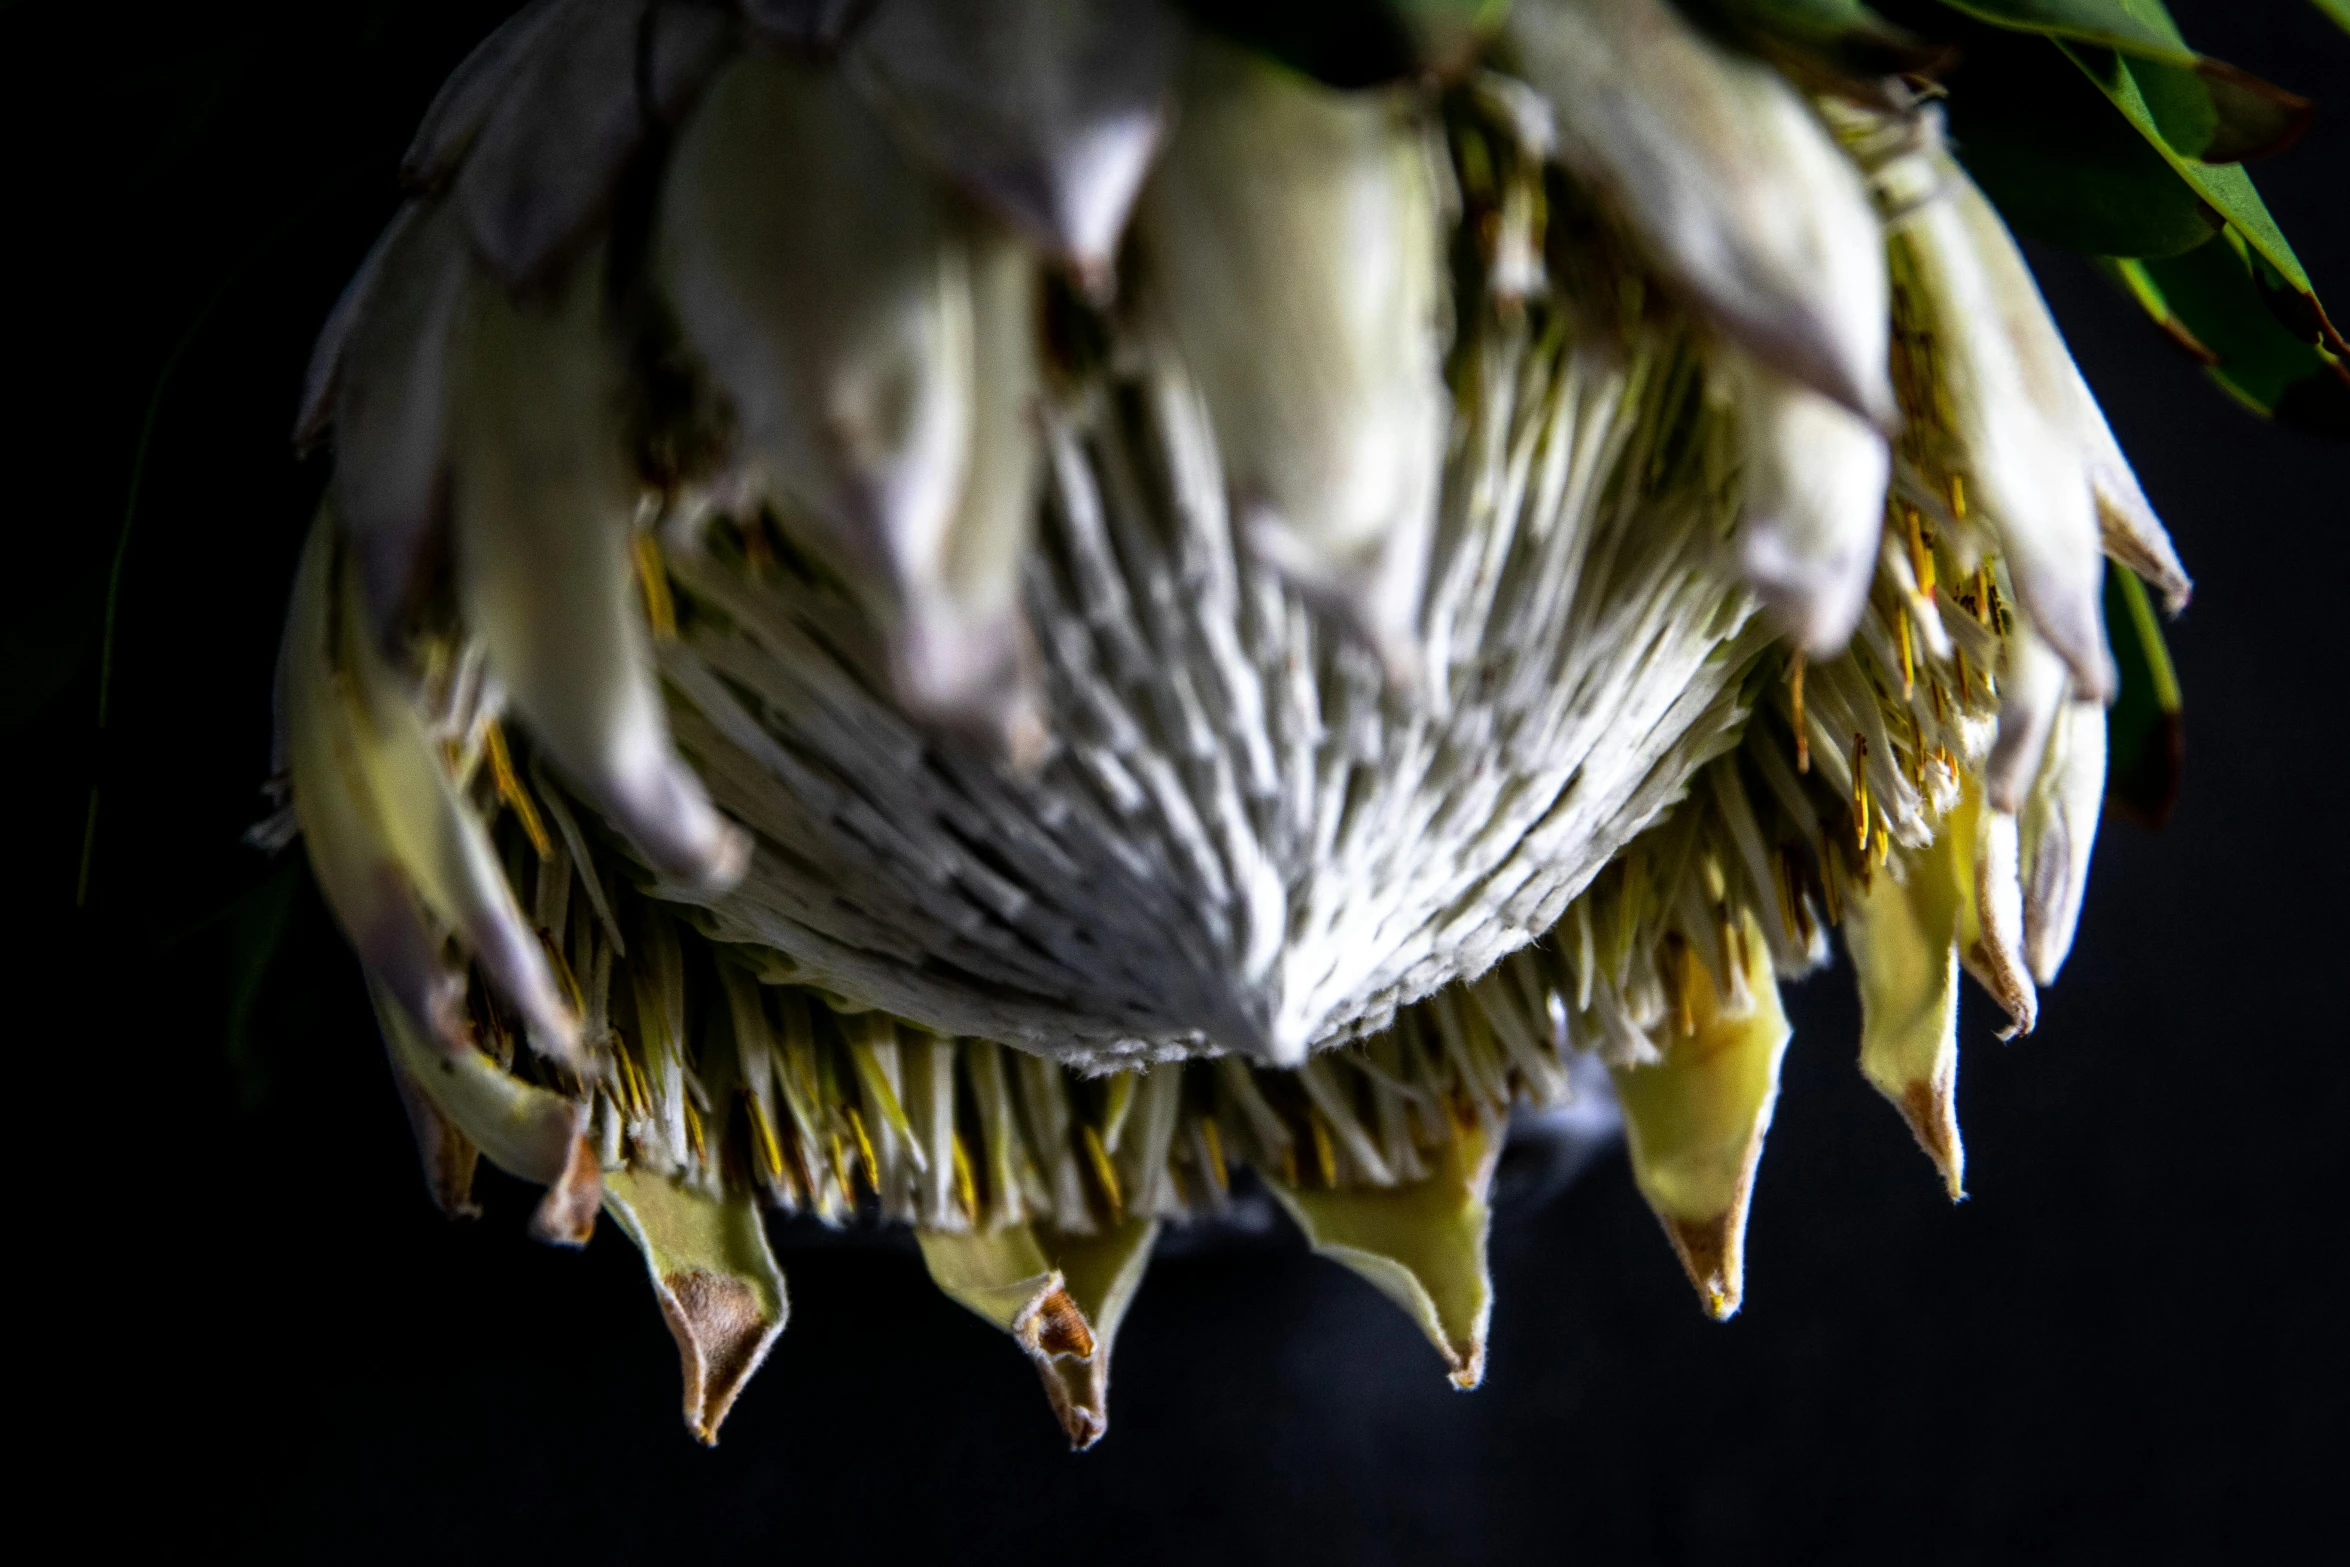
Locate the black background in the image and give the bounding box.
[15,3,2347,1561]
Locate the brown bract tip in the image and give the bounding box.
[527,1134,603,1247]
[1665,1211,1744,1322]
[661,1268,780,1447]
[1898,1078,1966,1203]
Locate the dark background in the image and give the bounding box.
[16,3,2346,1561]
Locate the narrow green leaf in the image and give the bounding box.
[2100,234,2350,434]
[1938,0,2184,59]
[1946,31,2218,258]
[2100,567,2183,827]
[1708,0,1954,81]
[2316,0,2350,38]
[1940,1,2313,163]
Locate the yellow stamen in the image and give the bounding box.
[1771,847,1801,946]
[950,1131,979,1227]
[482,720,552,859]
[1306,1106,1338,1189]
[1851,733,1871,853]
[1974,564,1993,628]
[683,1096,707,1165]
[845,1104,879,1196]
[1080,1122,1124,1223]
[1904,506,1937,597]
[1790,653,1809,773]
[745,1092,785,1182]
[1672,935,1699,1038]
[738,516,775,576]
[1199,1115,1230,1196]
[633,530,677,641]
[827,1131,853,1205]
[1947,472,1967,521]
[1896,610,1915,698]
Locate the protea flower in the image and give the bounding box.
[273,0,2343,1448]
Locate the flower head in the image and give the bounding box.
[275,0,2331,1446]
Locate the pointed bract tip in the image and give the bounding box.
[661,1267,781,1445]
[1897,1077,1967,1203]
[527,1133,603,1247]
[1664,1211,1744,1321]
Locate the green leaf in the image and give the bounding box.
[1707,0,1955,81]
[1939,0,2313,162]
[2100,566,2183,827]
[1945,29,2218,257]
[2316,0,2350,38]
[2100,233,2350,435]
[1937,0,2191,62]
[603,1171,790,1446]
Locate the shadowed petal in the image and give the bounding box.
[327,199,469,640]
[850,0,1179,287]
[455,0,733,291]
[401,0,566,192]
[449,253,748,890]
[658,51,1025,733]
[282,519,464,1050]
[335,547,583,1067]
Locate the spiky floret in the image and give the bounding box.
[274,0,2330,1447]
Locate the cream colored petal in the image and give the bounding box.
[602,1169,790,1446]
[383,1043,483,1219]
[889,220,1047,753]
[1507,0,1894,427]
[1137,38,1449,678]
[1608,912,1790,1320]
[283,518,463,1049]
[1904,171,2113,700]
[1960,797,2037,1039]
[449,253,747,890]
[372,975,601,1246]
[744,0,866,49]
[1987,620,2068,815]
[400,0,565,192]
[2021,699,2107,986]
[1845,827,1967,1200]
[1732,358,1892,655]
[334,546,582,1067]
[2069,363,2192,613]
[454,0,643,288]
[1267,1115,1500,1389]
[918,1216,1159,1449]
[850,0,1179,285]
[658,53,995,723]
[328,199,469,639]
